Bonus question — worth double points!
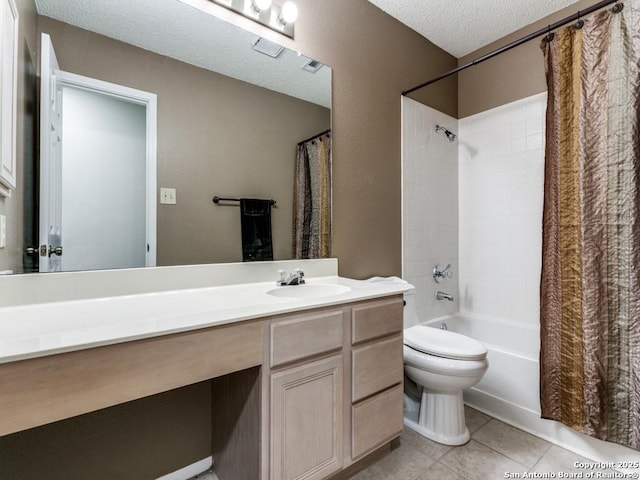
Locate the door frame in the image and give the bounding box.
[55,70,158,268]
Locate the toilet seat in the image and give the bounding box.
[403,344,488,377]
[403,325,487,361]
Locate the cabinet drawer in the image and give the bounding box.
[352,384,403,460]
[351,297,403,344]
[270,310,344,367]
[352,335,403,402]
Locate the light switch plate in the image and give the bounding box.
[0,215,6,248]
[160,188,177,205]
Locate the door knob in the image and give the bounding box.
[27,245,49,256]
[48,245,63,257]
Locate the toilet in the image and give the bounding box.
[402,287,488,445]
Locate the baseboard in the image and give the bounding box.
[325,442,393,480]
[155,457,213,480]
[464,388,640,476]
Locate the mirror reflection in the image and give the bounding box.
[26,0,331,273]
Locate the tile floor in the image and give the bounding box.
[196,407,615,480]
[352,407,617,480]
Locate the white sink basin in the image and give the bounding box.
[267,284,352,299]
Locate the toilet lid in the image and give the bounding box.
[404,325,488,360]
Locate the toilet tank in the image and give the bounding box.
[403,288,419,329]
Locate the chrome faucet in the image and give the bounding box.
[433,264,453,283]
[436,290,454,302]
[276,268,305,286]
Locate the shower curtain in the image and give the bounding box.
[292,132,331,259]
[539,2,640,449]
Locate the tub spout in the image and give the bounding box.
[436,290,454,302]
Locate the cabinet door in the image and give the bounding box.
[271,355,343,480]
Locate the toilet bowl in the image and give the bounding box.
[364,277,489,445]
[402,287,488,445]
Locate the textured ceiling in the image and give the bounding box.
[367,0,583,58]
[35,0,331,108]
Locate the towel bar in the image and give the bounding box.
[212,196,277,206]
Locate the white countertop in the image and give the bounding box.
[0,276,409,365]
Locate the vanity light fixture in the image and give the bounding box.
[279,1,298,25]
[252,0,272,12]
[209,0,297,38]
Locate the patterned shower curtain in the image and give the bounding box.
[292,132,331,259]
[539,2,640,449]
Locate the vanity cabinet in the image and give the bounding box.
[267,296,404,479]
[0,287,405,480]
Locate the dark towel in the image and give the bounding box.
[240,198,273,262]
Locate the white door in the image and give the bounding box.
[39,33,62,272]
[39,34,157,272]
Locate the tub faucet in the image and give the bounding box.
[436,290,454,302]
[277,268,305,286]
[433,264,453,283]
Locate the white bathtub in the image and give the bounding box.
[423,313,541,414]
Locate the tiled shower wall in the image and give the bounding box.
[402,97,459,320]
[402,93,545,325]
[458,93,546,327]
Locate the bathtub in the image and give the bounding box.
[423,313,541,414]
[422,313,640,474]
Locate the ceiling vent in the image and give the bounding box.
[252,37,284,58]
[301,58,323,73]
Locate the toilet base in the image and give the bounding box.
[403,390,470,446]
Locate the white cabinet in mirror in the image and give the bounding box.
[0,0,18,197]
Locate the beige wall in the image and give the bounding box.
[287,0,458,278]
[38,17,331,266]
[0,0,37,273]
[458,0,605,118]
[185,0,462,279]
[0,382,213,479]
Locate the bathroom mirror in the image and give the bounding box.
[21,0,331,273]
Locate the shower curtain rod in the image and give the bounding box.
[402,0,622,96]
[298,129,331,146]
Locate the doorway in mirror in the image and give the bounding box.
[38,33,157,273]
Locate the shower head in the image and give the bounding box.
[435,124,457,142]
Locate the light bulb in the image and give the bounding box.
[279,1,298,24]
[252,0,272,12]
